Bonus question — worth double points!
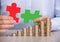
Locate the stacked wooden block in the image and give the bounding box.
[11,17,51,37]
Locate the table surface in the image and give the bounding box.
[0,31,60,42]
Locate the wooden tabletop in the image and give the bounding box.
[0,31,60,42]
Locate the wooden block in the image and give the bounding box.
[46,17,51,36]
[34,25,39,36]
[38,23,41,36]
[28,26,33,36]
[12,33,16,37]
[21,28,24,36]
[40,21,45,36]
[44,18,47,36]
[23,28,27,36]
[26,28,29,36]
[17,31,21,36]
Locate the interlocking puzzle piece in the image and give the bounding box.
[21,10,42,23]
[6,3,21,22]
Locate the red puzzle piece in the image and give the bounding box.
[6,3,21,22]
